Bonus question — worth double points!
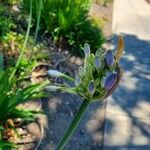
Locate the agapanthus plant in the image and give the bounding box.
[46,35,124,149]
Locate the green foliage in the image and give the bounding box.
[0,69,48,149]
[8,0,20,5]
[0,31,49,80]
[23,0,105,56]
[0,53,3,71]
[0,5,15,37]
[0,140,16,150]
[0,70,46,121]
[0,29,48,150]
[0,0,21,5]
[0,1,49,148]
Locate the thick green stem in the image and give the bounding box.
[56,100,90,150]
[63,74,74,82]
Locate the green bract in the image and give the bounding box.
[46,36,124,102]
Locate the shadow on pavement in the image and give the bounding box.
[104,34,150,149]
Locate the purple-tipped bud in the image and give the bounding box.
[105,51,115,66]
[84,43,90,57]
[94,56,101,69]
[104,72,117,91]
[88,80,95,95]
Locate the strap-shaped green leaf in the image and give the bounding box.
[0,140,16,149]
[0,53,3,71]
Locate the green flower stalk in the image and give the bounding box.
[46,35,124,150]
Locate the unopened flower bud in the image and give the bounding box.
[47,70,74,81]
[45,86,61,92]
[75,75,81,86]
[94,56,101,69]
[84,43,90,57]
[47,70,63,77]
[105,51,115,67]
[78,66,84,77]
[88,80,95,95]
[104,72,117,91]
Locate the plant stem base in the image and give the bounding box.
[56,100,90,150]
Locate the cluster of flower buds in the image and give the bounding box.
[46,35,124,102]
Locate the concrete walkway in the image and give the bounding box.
[103,0,150,149]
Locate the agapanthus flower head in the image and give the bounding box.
[46,36,124,102]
